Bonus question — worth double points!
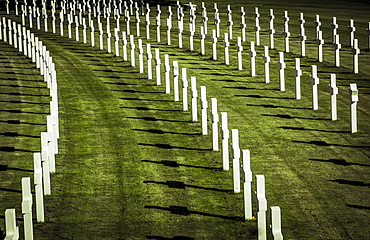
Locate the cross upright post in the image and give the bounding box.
[254,7,260,46]
[348,19,356,47]
[309,65,320,110]
[268,9,275,49]
[240,7,246,42]
[278,52,286,91]
[262,46,270,83]
[220,112,229,170]
[351,38,360,73]
[200,86,208,135]
[249,41,256,76]
[298,13,306,56]
[282,11,290,52]
[242,149,253,220]
[294,58,302,99]
[348,83,359,133]
[223,33,230,65]
[236,37,243,70]
[328,74,339,120]
[333,34,341,67]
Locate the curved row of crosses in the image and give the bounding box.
[1,0,368,239]
[1,16,59,240]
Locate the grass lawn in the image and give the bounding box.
[0,0,370,239]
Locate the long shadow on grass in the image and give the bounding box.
[0,84,45,89]
[144,180,233,193]
[92,69,138,74]
[104,81,155,86]
[292,140,369,149]
[0,132,40,138]
[0,77,19,80]
[122,106,179,112]
[0,120,45,125]
[329,179,370,187]
[0,92,49,97]
[309,158,370,167]
[132,128,199,136]
[144,205,243,221]
[103,81,138,85]
[279,126,347,133]
[0,49,28,54]
[246,103,310,110]
[0,164,33,172]
[0,100,49,105]
[120,97,171,102]
[103,76,148,81]
[146,236,194,240]
[190,67,213,70]
[99,80,140,86]
[113,89,159,94]
[262,114,329,121]
[0,187,22,193]
[0,65,35,70]
[138,143,211,151]
[142,160,222,171]
[0,109,48,115]
[127,116,191,123]
[235,94,294,100]
[0,76,41,82]
[346,204,370,210]
[0,146,35,152]
[210,79,245,83]
[2,72,38,76]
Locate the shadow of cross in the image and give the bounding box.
[279,126,347,134]
[121,106,179,111]
[0,187,22,193]
[146,235,195,239]
[0,146,34,153]
[0,120,45,125]
[127,116,192,123]
[0,120,20,124]
[120,97,171,102]
[234,94,293,99]
[329,179,370,187]
[0,132,40,138]
[132,128,199,136]
[0,109,48,114]
[292,140,369,149]
[245,103,310,110]
[0,146,15,152]
[0,164,33,172]
[144,205,243,221]
[144,180,233,193]
[0,100,49,105]
[141,160,223,171]
[309,158,370,167]
[261,114,329,121]
[138,143,211,151]
[346,204,370,210]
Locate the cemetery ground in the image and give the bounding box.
[1,0,370,239]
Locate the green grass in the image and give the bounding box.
[1,0,370,239]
